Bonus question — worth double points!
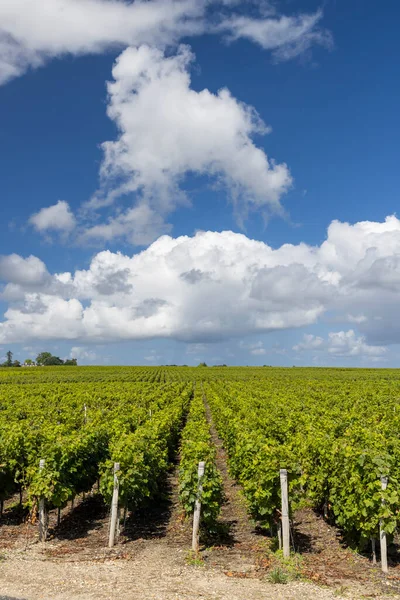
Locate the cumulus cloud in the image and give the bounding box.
[327,330,386,358]
[0,228,330,343]
[8,2,332,244]
[29,201,76,233]
[293,330,386,359]
[70,346,97,362]
[84,44,291,239]
[220,9,333,62]
[0,0,331,85]
[0,254,48,286]
[3,216,400,348]
[81,203,172,246]
[293,334,323,352]
[29,43,293,245]
[0,0,204,84]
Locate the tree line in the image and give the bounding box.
[1,351,78,368]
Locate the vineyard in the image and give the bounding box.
[1,365,400,597]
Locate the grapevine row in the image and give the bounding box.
[178,385,223,524]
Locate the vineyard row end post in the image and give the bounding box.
[38,458,47,542]
[108,462,120,548]
[280,468,290,559]
[192,461,205,553]
[380,475,388,574]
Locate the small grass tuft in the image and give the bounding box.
[186,550,205,567]
[333,585,348,597]
[269,567,288,584]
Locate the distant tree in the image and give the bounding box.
[12,360,21,368]
[43,356,64,366]
[6,351,13,367]
[35,351,78,366]
[197,362,208,367]
[24,359,34,366]
[36,352,53,366]
[64,358,78,366]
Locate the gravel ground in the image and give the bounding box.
[2,543,398,600]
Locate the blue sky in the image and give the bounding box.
[0,0,400,366]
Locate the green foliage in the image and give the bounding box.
[100,388,190,509]
[43,356,64,366]
[0,368,190,509]
[28,429,108,506]
[2,364,400,549]
[205,372,400,545]
[1,350,15,367]
[269,567,288,584]
[186,550,205,566]
[36,352,53,366]
[179,388,223,525]
[35,352,77,366]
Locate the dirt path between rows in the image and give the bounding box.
[202,393,267,575]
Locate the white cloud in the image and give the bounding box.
[327,330,386,358]
[220,9,332,62]
[84,44,291,240]
[293,334,324,351]
[0,254,48,285]
[0,1,332,85]
[3,216,400,348]
[81,203,172,246]
[251,347,266,356]
[29,200,76,233]
[70,346,97,361]
[0,229,329,343]
[293,330,386,359]
[2,295,84,341]
[0,0,204,84]
[347,314,367,324]
[2,2,332,248]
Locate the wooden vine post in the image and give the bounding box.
[108,462,120,548]
[192,461,205,553]
[38,458,47,542]
[371,537,377,564]
[280,468,290,559]
[380,475,388,574]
